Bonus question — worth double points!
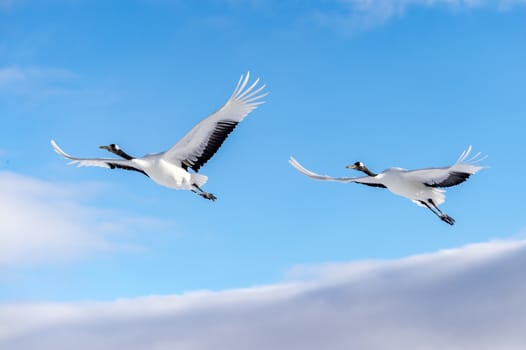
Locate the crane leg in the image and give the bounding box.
[192,184,217,201]
[428,199,455,225]
[420,199,455,225]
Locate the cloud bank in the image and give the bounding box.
[1,238,525,349]
[0,171,163,267]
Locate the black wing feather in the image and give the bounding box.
[424,171,471,188]
[187,120,238,172]
[355,182,387,188]
[107,162,149,177]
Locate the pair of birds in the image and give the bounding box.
[52,72,485,225]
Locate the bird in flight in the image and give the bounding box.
[52,72,267,201]
[289,146,485,225]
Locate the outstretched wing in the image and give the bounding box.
[51,140,147,176]
[163,72,267,172]
[404,146,486,188]
[288,157,385,187]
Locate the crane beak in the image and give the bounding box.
[346,164,358,170]
[99,145,110,151]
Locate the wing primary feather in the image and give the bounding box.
[420,146,486,188]
[240,83,266,101]
[457,145,472,163]
[456,146,487,165]
[234,72,250,99]
[244,92,268,104]
[468,152,487,163]
[236,78,260,100]
[162,73,266,170]
[231,73,245,99]
[247,100,266,106]
[51,139,76,160]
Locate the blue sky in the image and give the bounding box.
[1,1,526,347]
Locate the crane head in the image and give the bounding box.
[99,144,121,152]
[346,161,365,171]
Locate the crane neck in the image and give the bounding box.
[361,167,378,177]
[114,149,134,160]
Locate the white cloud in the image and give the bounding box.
[315,0,526,33]
[0,66,77,84]
[0,67,25,87]
[0,66,79,98]
[1,238,525,349]
[0,171,165,267]
[0,0,15,11]
[0,0,77,13]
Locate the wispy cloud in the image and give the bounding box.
[0,171,166,267]
[0,67,25,86]
[315,0,526,33]
[0,0,15,12]
[0,66,79,98]
[1,238,525,349]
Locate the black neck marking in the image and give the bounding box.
[101,145,135,160]
[360,166,378,177]
[114,149,134,160]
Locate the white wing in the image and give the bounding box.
[404,146,486,187]
[288,157,385,188]
[51,140,144,174]
[163,72,267,172]
[289,156,355,183]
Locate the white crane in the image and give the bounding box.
[51,72,267,201]
[289,146,485,225]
